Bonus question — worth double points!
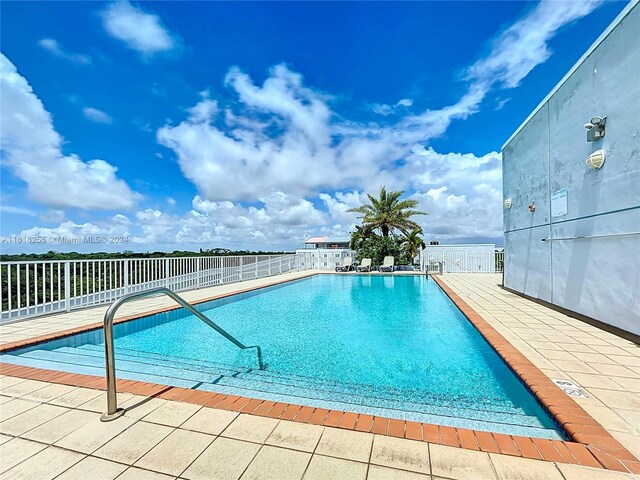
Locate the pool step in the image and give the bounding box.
[0,343,550,431]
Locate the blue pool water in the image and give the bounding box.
[1,275,564,439]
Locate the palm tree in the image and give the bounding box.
[348,186,426,237]
[402,227,427,263]
[349,224,376,250]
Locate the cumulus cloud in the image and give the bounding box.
[83,107,113,124]
[100,1,177,55]
[38,38,92,65]
[0,53,140,210]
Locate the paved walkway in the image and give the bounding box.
[442,274,640,462]
[0,272,638,479]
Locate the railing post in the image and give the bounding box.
[64,261,71,311]
[255,256,258,278]
[164,259,170,288]
[268,257,272,276]
[197,257,201,289]
[124,260,129,294]
[239,257,244,281]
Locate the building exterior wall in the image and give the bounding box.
[502,2,640,335]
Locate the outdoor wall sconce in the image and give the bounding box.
[503,198,512,209]
[586,149,606,169]
[584,115,607,142]
[528,202,536,213]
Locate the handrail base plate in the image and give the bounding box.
[100,408,125,422]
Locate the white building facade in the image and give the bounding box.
[501,2,640,337]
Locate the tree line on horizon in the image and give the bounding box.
[0,248,294,263]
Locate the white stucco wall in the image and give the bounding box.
[502,2,640,336]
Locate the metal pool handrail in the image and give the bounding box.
[100,287,264,421]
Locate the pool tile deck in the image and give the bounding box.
[0,272,639,479]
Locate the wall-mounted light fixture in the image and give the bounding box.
[503,198,512,209]
[584,115,607,142]
[586,149,606,169]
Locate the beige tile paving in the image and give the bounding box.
[239,445,311,480]
[490,453,564,480]
[141,400,200,427]
[180,405,238,435]
[21,408,96,444]
[222,413,280,443]
[0,437,47,473]
[315,427,374,462]
[117,467,176,480]
[134,427,214,476]
[54,414,136,454]
[370,435,430,474]
[0,403,68,436]
[367,465,431,480]
[55,455,127,480]
[303,454,368,480]
[182,436,261,480]
[430,444,497,480]
[265,420,324,452]
[93,420,174,464]
[2,445,83,480]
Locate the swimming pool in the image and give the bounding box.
[0,274,564,439]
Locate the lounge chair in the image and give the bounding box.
[356,258,372,272]
[378,256,394,272]
[335,257,353,272]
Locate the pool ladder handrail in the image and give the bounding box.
[100,287,264,422]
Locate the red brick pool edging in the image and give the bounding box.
[0,272,638,474]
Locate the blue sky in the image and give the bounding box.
[0,1,627,253]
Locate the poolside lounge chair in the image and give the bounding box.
[335,257,353,272]
[356,258,372,272]
[379,256,394,272]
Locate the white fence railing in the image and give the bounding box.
[420,248,504,274]
[295,249,353,270]
[0,255,302,323]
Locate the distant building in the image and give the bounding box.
[297,236,352,269]
[303,236,350,249]
[501,2,639,337]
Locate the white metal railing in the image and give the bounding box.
[420,248,504,274]
[0,254,302,323]
[295,249,353,270]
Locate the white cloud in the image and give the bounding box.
[20,217,130,240]
[371,98,413,116]
[38,38,92,65]
[166,197,177,206]
[41,210,66,223]
[83,107,113,124]
[100,1,176,55]
[0,205,37,216]
[466,0,604,89]
[0,53,140,210]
